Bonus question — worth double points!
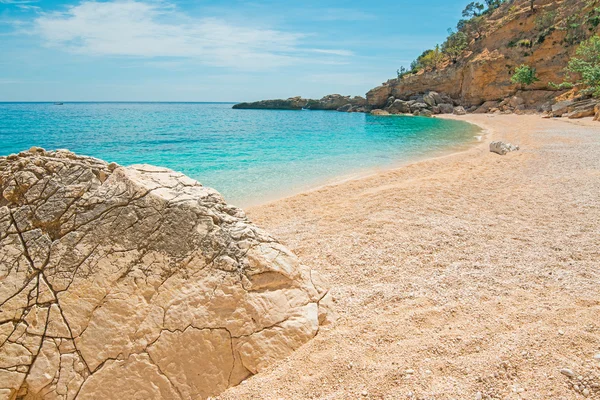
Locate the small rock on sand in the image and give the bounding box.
[560,368,575,378]
[490,141,519,155]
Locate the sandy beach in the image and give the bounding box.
[220,114,600,399]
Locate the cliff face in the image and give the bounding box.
[368,0,600,108]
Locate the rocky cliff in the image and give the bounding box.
[0,148,333,399]
[367,0,600,109]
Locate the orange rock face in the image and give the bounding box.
[368,0,600,108]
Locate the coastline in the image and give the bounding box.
[223,114,600,399]
[239,116,486,209]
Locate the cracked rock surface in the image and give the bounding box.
[0,148,332,400]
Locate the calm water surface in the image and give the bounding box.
[0,102,480,206]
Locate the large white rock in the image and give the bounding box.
[0,148,332,399]
[490,141,520,155]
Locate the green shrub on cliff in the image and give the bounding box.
[511,65,540,88]
[563,35,600,97]
[408,0,506,74]
[410,46,444,72]
[442,30,469,62]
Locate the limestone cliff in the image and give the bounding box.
[0,148,333,399]
[367,0,600,108]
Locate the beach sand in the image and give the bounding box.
[220,115,600,399]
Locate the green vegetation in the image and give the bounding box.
[400,0,507,75]
[561,35,600,97]
[586,7,600,29]
[398,0,599,79]
[535,10,556,31]
[397,67,408,79]
[562,15,585,45]
[442,30,469,62]
[409,45,444,73]
[511,65,540,88]
[517,39,532,48]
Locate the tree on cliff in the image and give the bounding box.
[511,65,540,89]
[442,30,469,62]
[564,35,600,97]
[462,2,485,18]
[457,15,486,40]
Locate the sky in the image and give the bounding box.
[0,0,470,101]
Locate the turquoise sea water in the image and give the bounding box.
[0,102,480,206]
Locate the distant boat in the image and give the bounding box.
[54,102,63,105]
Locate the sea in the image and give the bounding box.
[0,102,481,207]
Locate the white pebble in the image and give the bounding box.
[560,368,575,378]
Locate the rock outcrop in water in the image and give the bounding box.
[233,94,367,112]
[0,148,333,399]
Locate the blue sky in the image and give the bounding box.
[0,0,469,101]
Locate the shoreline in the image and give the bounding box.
[242,116,487,209]
[224,114,600,399]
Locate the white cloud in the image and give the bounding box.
[32,0,352,70]
[311,49,354,57]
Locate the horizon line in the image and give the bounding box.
[0,101,241,103]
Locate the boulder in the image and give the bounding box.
[508,96,525,108]
[566,99,598,119]
[388,99,411,114]
[416,109,433,117]
[422,91,443,107]
[551,100,575,117]
[410,102,429,113]
[337,104,353,112]
[352,106,369,113]
[370,109,391,116]
[366,85,392,108]
[306,94,365,110]
[490,141,520,155]
[422,92,436,107]
[438,103,454,114]
[538,102,553,113]
[0,149,332,400]
[409,95,425,103]
[453,106,467,115]
[385,96,396,109]
[474,100,500,114]
[439,94,455,105]
[350,96,368,107]
[567,109,596,119]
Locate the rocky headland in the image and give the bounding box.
[0,148,333,399]
[233,94,368,113]
[234,0,600,122]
